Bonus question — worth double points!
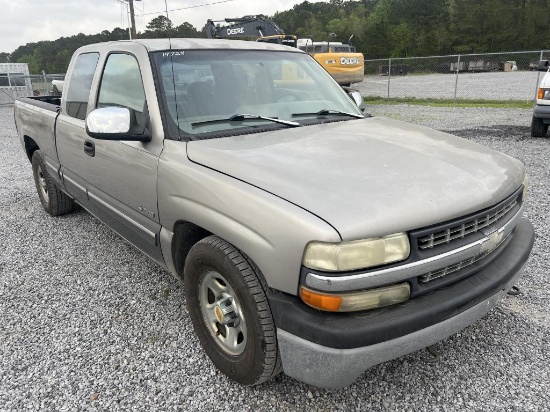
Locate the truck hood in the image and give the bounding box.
[186,117,524,240]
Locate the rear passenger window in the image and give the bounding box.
[65,53,99,120]
[97,53,146,125]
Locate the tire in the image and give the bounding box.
[531,116,548,137]
[31,151,74,216]
[184,235,282,386]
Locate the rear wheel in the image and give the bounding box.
[531,116,548,137]
[184,235,282,385]
[31,151,74,216]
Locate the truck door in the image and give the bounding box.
[56,52,100,206]
[83,52,164,264]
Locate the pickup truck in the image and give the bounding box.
[14,39,534,389]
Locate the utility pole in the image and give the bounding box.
[128,0,137,39]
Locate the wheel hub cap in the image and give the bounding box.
[199,271,247,356]
[37,166,49,204]
[214,295,239,326]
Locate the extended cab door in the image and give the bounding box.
[56,44,164,265]
[83,48,164,264]
[56,52,100,205]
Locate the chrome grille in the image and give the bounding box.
[419,232,511,283]
[419,252,487,283]
[418,197,518,250]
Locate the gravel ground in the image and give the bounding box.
[1,105,548,411]
[355,70,543,100]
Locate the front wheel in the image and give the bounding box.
[184,236,282,385]
[531,116,548,137]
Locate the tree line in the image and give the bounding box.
[2,0,550,73]
[272,0,550,59]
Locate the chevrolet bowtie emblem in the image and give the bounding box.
[480,230,504,255]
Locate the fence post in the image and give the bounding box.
[534,50,544,102]
[387,58,391,99]
[42,70,47,95]
[453,54,461,101]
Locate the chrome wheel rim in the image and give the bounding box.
[37,165,49,206]
[199,270,247,356]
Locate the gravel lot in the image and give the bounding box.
[355,70,543,101]
[1,105,548,411]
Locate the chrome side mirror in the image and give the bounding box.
[347,90,366,111]
[85,107,150,142]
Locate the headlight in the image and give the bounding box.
[537,88,550,99]
[302,233,410,272]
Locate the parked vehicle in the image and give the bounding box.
[51,79,64,95]
[532,59,550,137]
[14,39,534,389]
[450,60,499,72]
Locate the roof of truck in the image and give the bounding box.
[77,38,304,53]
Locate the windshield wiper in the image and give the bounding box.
[191,114,300,128]
[291,109,365,119]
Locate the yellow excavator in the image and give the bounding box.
[205,16,364,86]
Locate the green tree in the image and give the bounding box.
[174,22,204,38]
[17,52,40,73]
[143,15,173,38]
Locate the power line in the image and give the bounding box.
[138,0,233,17]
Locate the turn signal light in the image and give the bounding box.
[299,283,410,312]
[300,287,342,311]
[538,88,544,99]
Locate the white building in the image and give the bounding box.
[0,63,32,105]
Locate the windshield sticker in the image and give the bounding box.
[162,51,185,58]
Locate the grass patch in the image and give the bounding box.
[363,96,534,109]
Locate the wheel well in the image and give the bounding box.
[172,221,212,278]
[24,136,39,162]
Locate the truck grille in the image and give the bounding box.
[417,195,518,250]
[418,233,510,283]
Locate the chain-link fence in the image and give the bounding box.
[357,50,550,102]
[3,51,550,106]
[0,72,65,105]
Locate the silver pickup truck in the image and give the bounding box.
[14,39,534,389]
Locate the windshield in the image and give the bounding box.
[152,49,363,139]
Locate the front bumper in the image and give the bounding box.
[271,218,534,389]
[533,104,550,121]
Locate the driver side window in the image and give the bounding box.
[97,53,146,125]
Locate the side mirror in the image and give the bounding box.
[347,90,366,112]
[85,107,151,142]
[537,60,549,71]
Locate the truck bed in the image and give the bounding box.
[14,96,61,164]
[17,95,61,111]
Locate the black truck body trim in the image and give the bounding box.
[17,96,61,112]
[269,218,534,350]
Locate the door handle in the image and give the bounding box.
[84,140,95,157]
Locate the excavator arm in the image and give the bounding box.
[205,15,285,39]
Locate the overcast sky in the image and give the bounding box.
[1,0,316,54]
